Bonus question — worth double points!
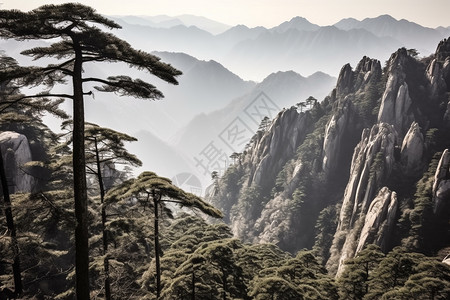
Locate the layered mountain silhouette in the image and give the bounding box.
[111,14,231,34]
[111,14,450,81]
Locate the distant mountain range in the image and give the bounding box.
[110,14,450,81]
[110,14,231,35]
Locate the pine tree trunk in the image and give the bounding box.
[0,147,23,296]
[153,190,161,299]
[94,137,112,300]
[191,267,195,300]
[72,39,90,300]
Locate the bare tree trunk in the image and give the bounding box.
[72,38,90,300]
[93,137,112,300]
[0,147,23,296]
[191,266,196,300]
[152,190,161,299]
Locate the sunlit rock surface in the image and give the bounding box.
[400,122,424,174]
[378,48,414,138]
[327,123,398,275]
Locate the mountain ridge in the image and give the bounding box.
[207,37,450,275]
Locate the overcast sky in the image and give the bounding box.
[2,0,450,28]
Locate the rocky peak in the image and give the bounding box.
[250,107,312,188]
[335,64,354,97]
[335,56,381,99]
[436,37,450,62]
[355,56,382,78]
[0,131,35,193]
[427,38,450,99]
[327,123,399,274]
[377,48,415,138]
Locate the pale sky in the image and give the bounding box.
[2,0,450,28]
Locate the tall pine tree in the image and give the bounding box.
[0,4,181,299]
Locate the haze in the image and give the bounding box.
[3,0,450,29]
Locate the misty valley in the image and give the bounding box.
[0,3,450,300]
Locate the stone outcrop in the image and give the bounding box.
[354,56,382,90]
[335,64,354,97]
[356,187,398,253]
[400,122,425,174]
[334,56,381,98]
[226,107,314,242]
[323,56,381,176]
[377,48,415,138]
[322,98,356,175]
[426,58,447,98]
[249,107,312,188]
[427,38,450,99]
[0,131,35,193]
[432,149,450,216]
[436,37,450,63]
[327,123,398,275]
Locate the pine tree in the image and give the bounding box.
[60,121,142,300]
[365,247,424,300]
[338,244,384,300]
[0,4,181,299]
[110,171,222,298]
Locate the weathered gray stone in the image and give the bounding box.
[327,123,398,275]
[250,107,312,188]
[432,149,450,215]
[401,122,424,174]
[0,131,35,193]
[322,98,354,174]
[378,48,415,138]
[336,64,354,97]
[356,187,398,253]
[426,58,447,98]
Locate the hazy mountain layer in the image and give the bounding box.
[111,14,450,81]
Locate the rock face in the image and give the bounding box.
[248,107,312,189]
[327,123,398,275]
[209,38,450,277]
[356,187,398,254]
[323,56,381,176]
[400,122,424,174]
[377,48,415,138]
[322,98,356,175]
[426,58,447,98]
[432,149,450,216]
[221,107,314,243]
[335,64,354,97]
[0,131,35,193]
[335,56,382,98]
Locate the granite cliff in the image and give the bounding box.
[207,37,450,274]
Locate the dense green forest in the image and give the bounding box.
[1,3,450,300]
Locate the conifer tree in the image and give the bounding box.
[114,172,222,298]
[0,4,181,299]
[61,121,142,300]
